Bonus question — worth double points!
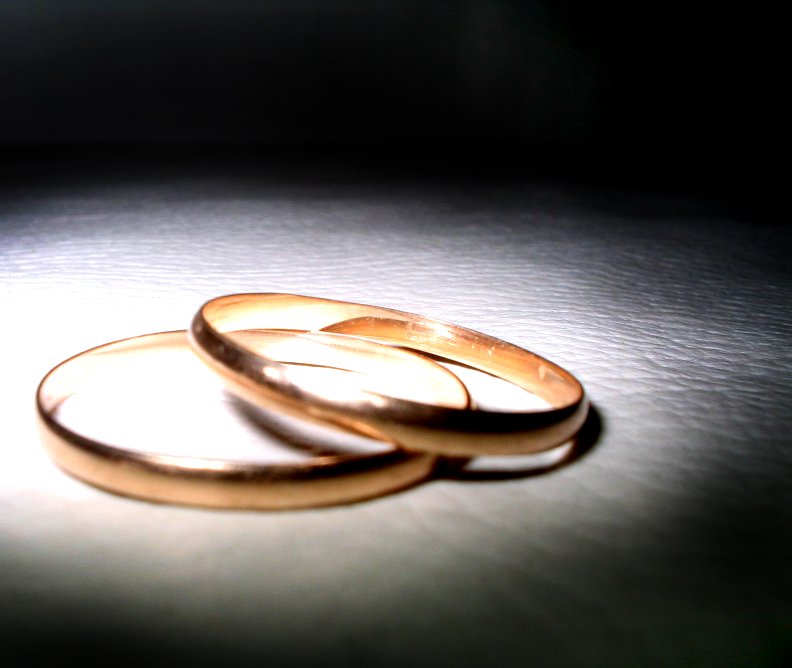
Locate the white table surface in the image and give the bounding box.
[1,158,789,666]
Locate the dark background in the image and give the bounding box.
[0,1,782,213]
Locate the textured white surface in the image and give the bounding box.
[1,164,790,665]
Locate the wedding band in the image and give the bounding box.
[36,330,468,510]
[190,293,588,457]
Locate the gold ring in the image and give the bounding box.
[190,293,588,457]
[36,330,469,510]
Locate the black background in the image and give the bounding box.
[0,1,782,213]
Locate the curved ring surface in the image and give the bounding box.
[190,294,588,457]
[36,330,466,509]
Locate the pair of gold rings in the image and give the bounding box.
[37,294,588,510]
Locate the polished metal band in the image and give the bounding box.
[190,293,588,457]
[36,330,469,510]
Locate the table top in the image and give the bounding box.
[2,157,789,666]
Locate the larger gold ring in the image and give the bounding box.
[36,330,469,510]
[190,293,588,457]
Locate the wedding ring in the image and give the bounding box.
[190,293,588,457]
[37,330,469,510]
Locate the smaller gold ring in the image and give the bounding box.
[190,293,588,457]
[36,330,467,510]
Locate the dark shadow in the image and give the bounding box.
[437,403,603,482]
[227,392,380,458]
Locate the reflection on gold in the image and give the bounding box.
[38,294,593,510]
[192,294,588,458]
